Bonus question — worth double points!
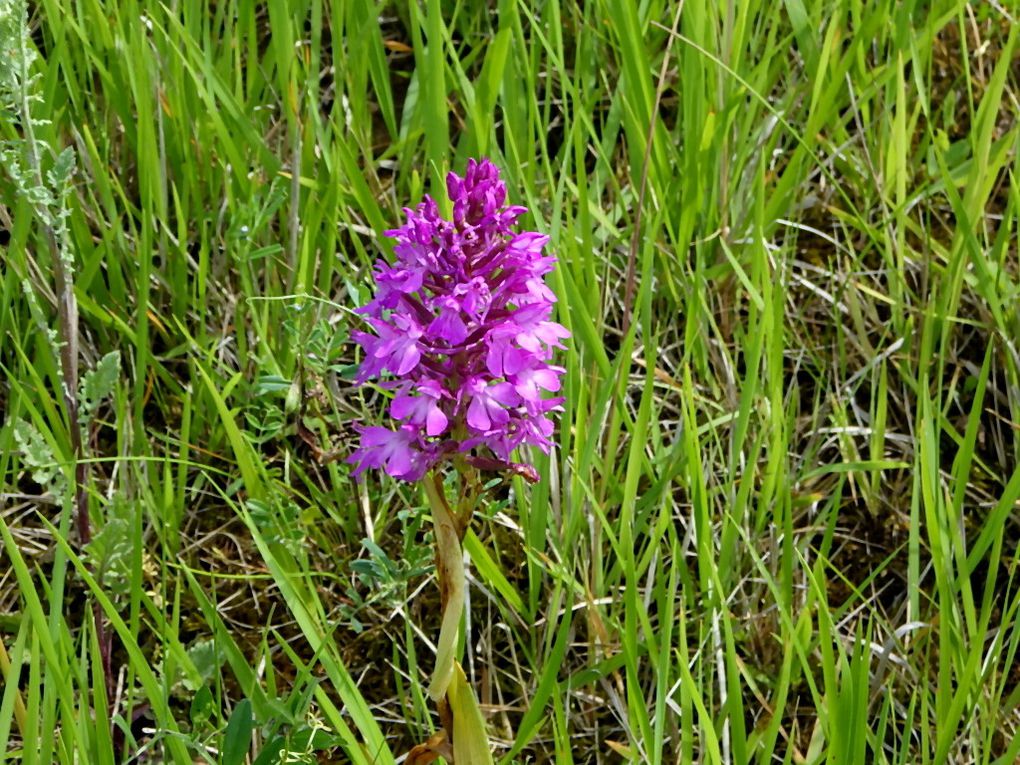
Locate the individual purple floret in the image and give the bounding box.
[347,158,569,482]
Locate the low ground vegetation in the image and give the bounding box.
[1,1,1019,763]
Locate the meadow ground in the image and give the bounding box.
[1,1,1020,763]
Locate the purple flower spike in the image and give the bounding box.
[347,158,569,481]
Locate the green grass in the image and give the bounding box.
[2,0,1019,762]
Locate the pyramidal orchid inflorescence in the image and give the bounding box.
[348,158,569,482]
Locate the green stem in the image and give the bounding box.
[424,472,466,702]
[421,470,494,763]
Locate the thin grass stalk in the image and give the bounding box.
[9,0,112,702]
[620,0,684,337]
[0,635,27,736]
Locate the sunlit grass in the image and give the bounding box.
[1,1,1019,763]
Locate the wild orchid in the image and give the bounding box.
[347,159,568,762]
[348,157,568,482]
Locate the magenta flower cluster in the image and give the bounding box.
[347,158,569,481]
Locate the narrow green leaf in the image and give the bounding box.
[448,663,494,765]
[222,699,254,765]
